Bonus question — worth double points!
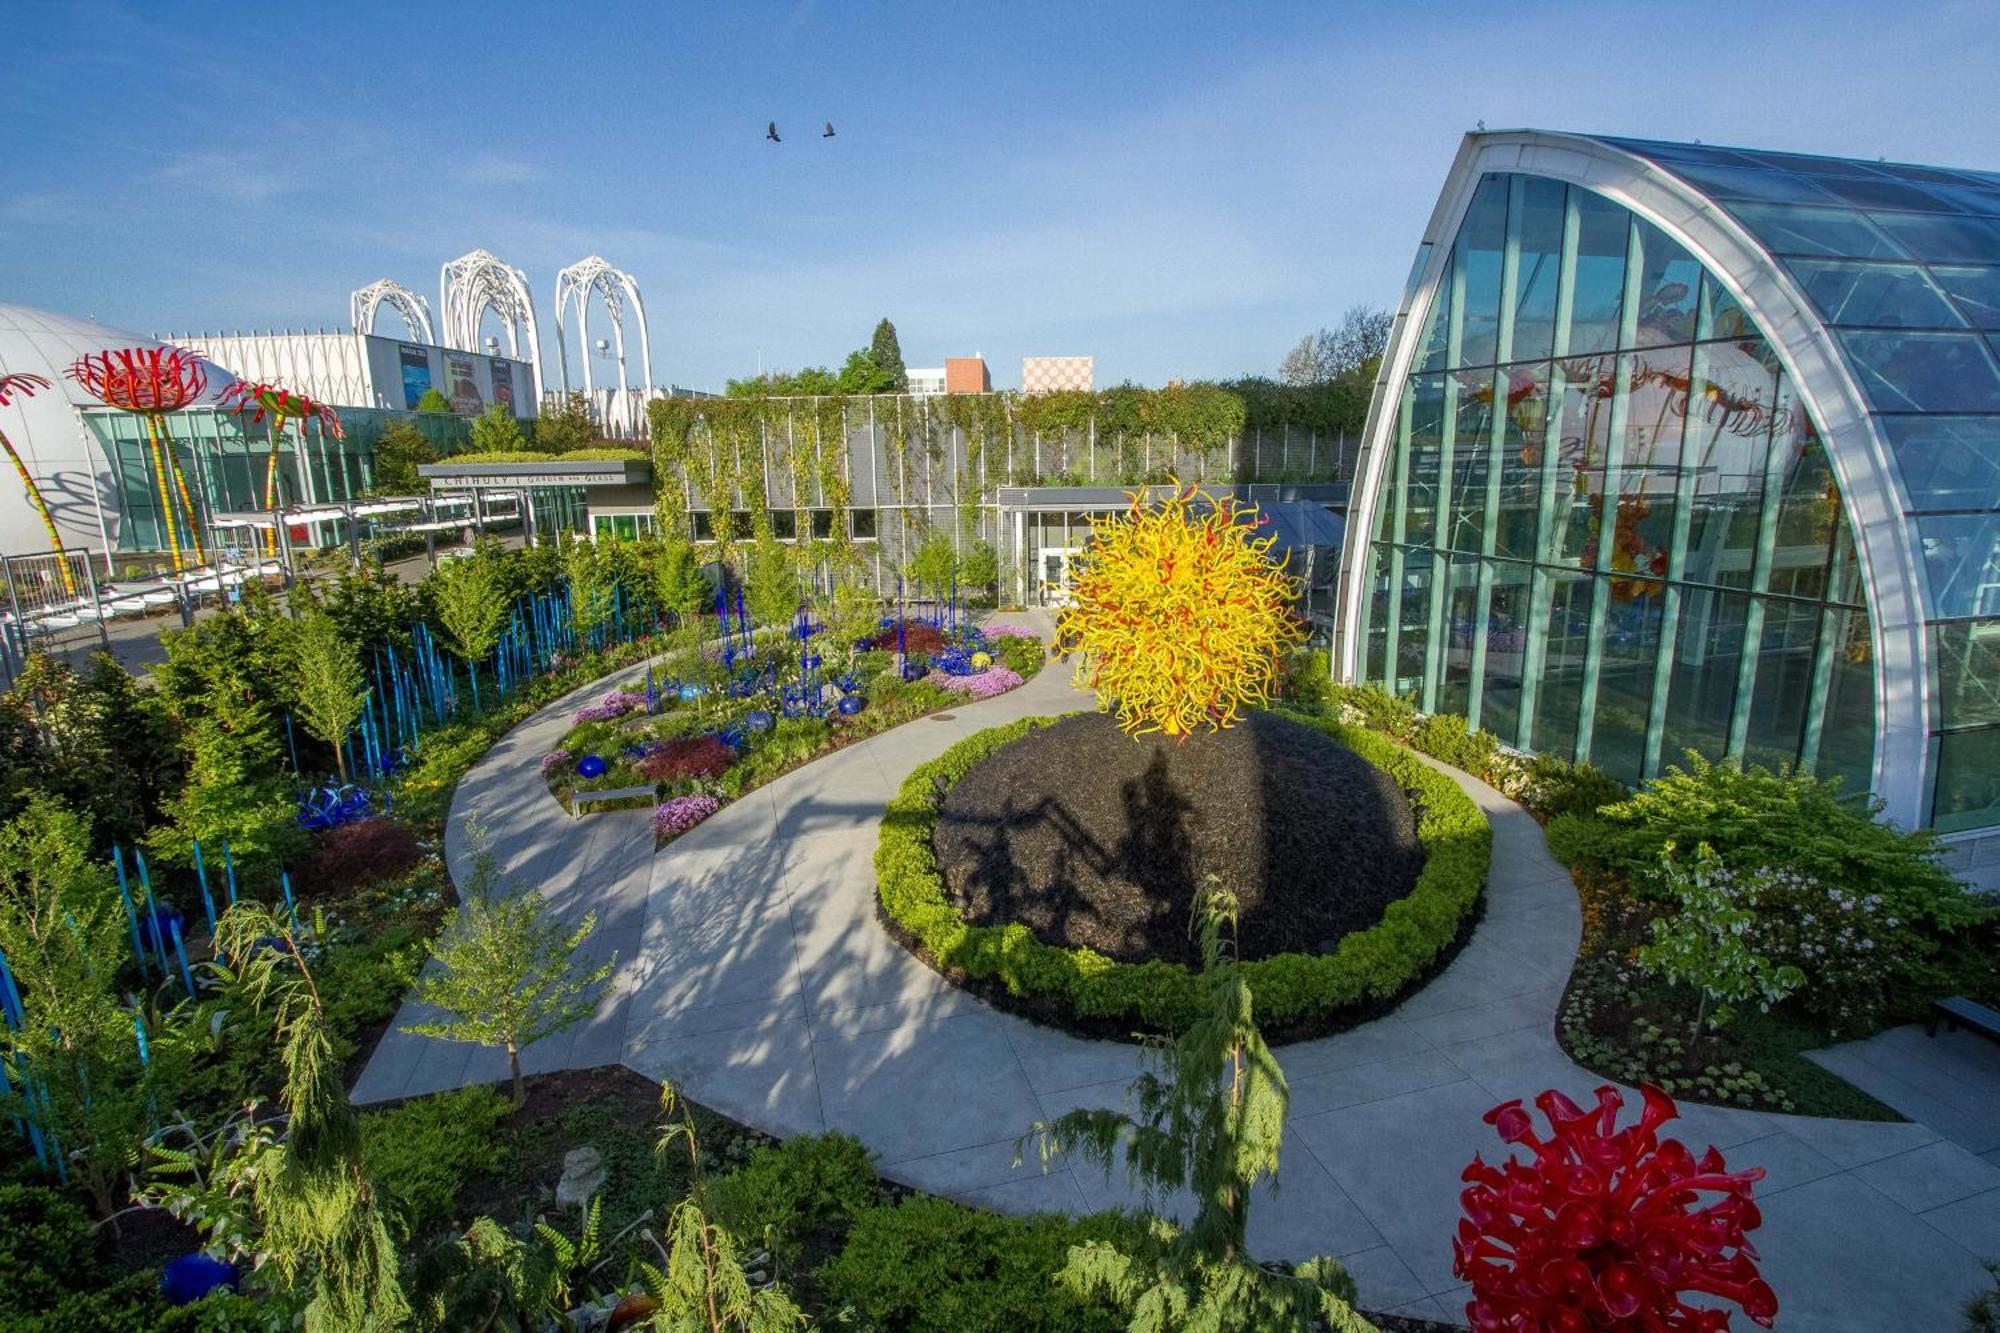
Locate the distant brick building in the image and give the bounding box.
[1021,355,1093,395]
[944,355,991,394]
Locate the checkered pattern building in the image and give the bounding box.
[1020,355,1094,395]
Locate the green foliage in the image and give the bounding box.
[402,852,615,1105]
[959,540,999,593]
[291,610,367,779]
[1636,842,1807,1035]
[874,710,1488,1037]
[745,536,802,628]
[702,1132,880,1265]
[443,446,645,464]
[416,388,451,414]
[1966,1261,2000,1333]
[430,546,511,665]
[1277,649,1333,712]
[0,651,178,851]
[1412,711,1498,775]
[820,1197,1146,1333]
[906,528,957,588]
[362,1085,511,1236]
[0,1183,100,1309]
[535,390,598,454]
[657,539,713,620]
[468,402,527,453]
[1522,754,1628,820]
[839,348,896,395]
[1542,812,1622,872]
[369,421,437,494]
[869,317,908,391]
[564,537,617,641]
[1023,886,1370,1332]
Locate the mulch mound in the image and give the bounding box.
[932,711,1425,965]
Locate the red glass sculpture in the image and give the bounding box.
[221,381,344,553]
[0,372,77,593]
[67,347,210,571]
[1454,1084,1777,1331]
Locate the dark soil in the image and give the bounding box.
[108,1207,203,1276]
[933,711,1425,966]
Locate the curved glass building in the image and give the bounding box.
[1336,132,2000,883]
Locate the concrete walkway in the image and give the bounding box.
[356,614,2000,1329]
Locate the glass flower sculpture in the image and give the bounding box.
[1454,1084,1777,1331]
[67,347,210,571]
[1054,481,1304,739]
[0,372,76,593]
[221,380,344,554]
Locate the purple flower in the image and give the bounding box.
[923,666,1024,699]
[573,689,649,723]
[540,750,572,777]
[654,794,723,839]
[983,625,1040,640]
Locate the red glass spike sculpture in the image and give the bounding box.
[221,380,344,555]
[1454,1084,1777,1331]
[0,372,77,594]
[67,347,211,571]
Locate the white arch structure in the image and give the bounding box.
[440,249,542,399]
[1337,130,1933,829]
[554,256,653,437]
[348,278,437,345]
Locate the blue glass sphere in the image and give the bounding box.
[836,695,864,716]
[678,683,704,701]
[744,709,775,733]
[161,1253,238,1305]
[576,754,608,780]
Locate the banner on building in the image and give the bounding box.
[489,357,515,413]
[399,343,434,409]
[445,352,484,415]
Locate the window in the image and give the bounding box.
[770,509,797,540]
[1784,259,1966,328]
[850,508,878,540]
[811,509,835,538]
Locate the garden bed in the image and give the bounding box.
[876,709,1491,1040]
[542,619,1045,845]
[933,710,1425,965]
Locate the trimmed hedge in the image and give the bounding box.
[874,709,1491,1038]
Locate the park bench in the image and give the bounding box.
[1928,994,2000,1046]
[570,784,655,818]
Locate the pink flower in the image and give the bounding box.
[923,666,1024,699]
[654,794,723,839]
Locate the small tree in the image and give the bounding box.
[369,421,437,495]
[415,387,451,414]
[535,390,596,454]
[959,540,999,598]
[656,538,712,624]
[291,611,366,780]
[868,318,908,392]
[1023,882,1371,1332]
[402,854,614,1106]
[904,529,957,590]
[1636,841,1805,1040]
[745,536,801,629]
[468,402,527,453]
[431,550,510,668]
[827,578,880,670]
[837,349,894,395]
[564,537,616,646]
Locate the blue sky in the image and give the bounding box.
[2,0,1995,391]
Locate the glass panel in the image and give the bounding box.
[1418,251,1454,373]
[1479,559,1533,744]
[1615,347,1693,580]
[1630,220,1702,347]
[1438,557,1482,718]
[1679,339,1778,589]
[1592,578,1667,784]
[1511,176,1567,362]
[1363,543,1391,685]
[1569,191,1630,355]
[1770,422,1839,602]
[1837,330,2000,412]
[810,509,834,538]
[1724,203,1906,259]
[1813,606,1876,796]
[1931,264,2000,329]
[1933,728,2000,833]
[1392,546,1434,695]
[1697,273,1755,341]
[1785,259,1967,328]
[1661,589,1750,767]
[1494,364,1549,560]
[1664,162,1838,205]
[1744,593,1816,770]
[850,508,877,539]
[1401,375,1446,545]
[1548,354,1617,565]
[1528,567,1594,760]
[1401,242,1434,308]
[1915,514,2000,617]
[1445,370,1496,552]
[592,514,614,538]
[1883,416,2000,512]
[692,510,714,540]
[1934,619,2000,731]
[1456,176,1510,367]
[1868,212,2000,263]
[1811,175,1967,213]
[770,508,797,540]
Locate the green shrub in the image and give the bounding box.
[362,1084,511,1235]
[702,1131,881,1265]
[1413,711,1498,775]
[1523,754,1628,820]
[1278,649,1334,712]
[818,1197,1141,1333]
[15,1270,257,1332]
[1330,682,1419,740]
[1543,812,1623,872]
[0,1184,101,1311]
[873,711,1490,1036]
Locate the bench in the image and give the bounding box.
[570,784,656,818]
[1928,994,2000,1045]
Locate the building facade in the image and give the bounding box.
[1336,131,2000,881]
[173,329,537,418]
[944,355,991,394]
[1021,355,1095,395]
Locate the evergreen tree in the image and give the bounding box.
[1023,882,1372,1332]
[837,349,893,395]
[369,421,436,494]
[534,391,597,454]
[745,536,802,628]
[563,537,617,645]
[468,402,527,453]
[401,852,614,1106]
[290,611,366,781]
[656,539,712,621]
[869,318,908,391]
[431,550,510,667]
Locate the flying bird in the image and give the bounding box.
[822,121,836,138]
[766,122,781,143]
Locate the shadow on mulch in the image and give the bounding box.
[933,711,1425,966]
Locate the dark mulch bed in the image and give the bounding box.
[933,711,1426,966]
